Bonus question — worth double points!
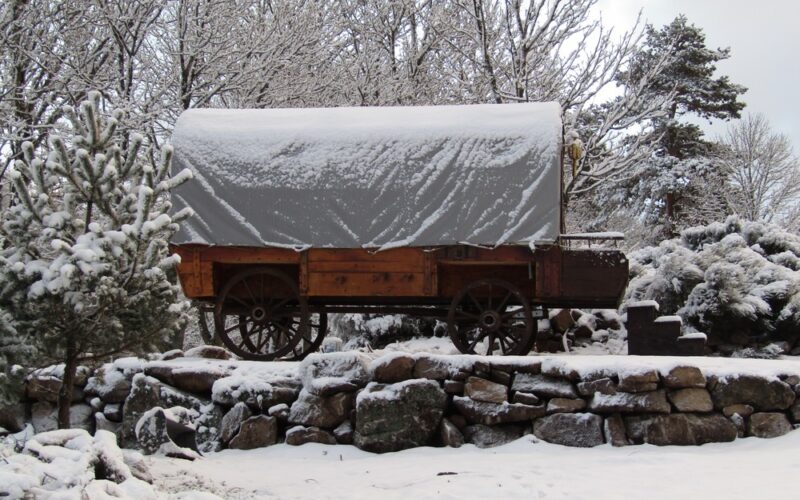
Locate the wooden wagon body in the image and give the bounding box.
[169,103,628,359]
[174,244,626,310]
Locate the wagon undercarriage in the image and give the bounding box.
[176,243,628,361]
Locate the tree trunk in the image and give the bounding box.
[57,339,78,429]
[665,192,676,238]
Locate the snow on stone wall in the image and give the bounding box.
[6,349,800,462]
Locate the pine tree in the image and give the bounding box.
[622,15,747,235]
[0,92,193,429]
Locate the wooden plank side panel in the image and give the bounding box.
[437,245,533,264]
[308,248,425,264]
[198,246,301,264]
[534,245,561,300]
[176,262,214,298]
[437,264,533,299]
[308,272,425,297]
[559,250,628,304]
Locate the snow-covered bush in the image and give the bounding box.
[330,314,441,350]
[0,92,193,427]
[625,216,800,350]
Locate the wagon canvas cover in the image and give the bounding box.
[170,102,562,250]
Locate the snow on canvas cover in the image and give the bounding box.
[170,102,562,249]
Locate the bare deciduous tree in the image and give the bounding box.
[717,114,800,223]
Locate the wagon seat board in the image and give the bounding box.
[169,102,626,308]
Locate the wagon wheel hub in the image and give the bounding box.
[251,305,268,322]
[480,310,502,332]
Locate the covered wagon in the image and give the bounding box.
[169,103,628,360]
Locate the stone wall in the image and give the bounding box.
[4,348,799,454]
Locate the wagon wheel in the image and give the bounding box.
[447,279,535,356]
[214,268,309,361]
[286,312,328,361]
[238,311,327,361]
[195,302,219,346]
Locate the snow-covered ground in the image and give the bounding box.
[149,430,800,499]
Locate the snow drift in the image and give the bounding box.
[170,103,562,249]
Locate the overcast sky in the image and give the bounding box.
[596,0,800,149]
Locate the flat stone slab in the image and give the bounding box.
[464,377,508,404]
[668,388,713,413]
[625,414,737,446]
[453,396,545,425]
[711,375,795,411]
[588,390,671,414]
[511,374,577,399]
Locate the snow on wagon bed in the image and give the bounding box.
[170,103,562,250]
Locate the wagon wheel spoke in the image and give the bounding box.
[456,310,480,321]
[223,321,242,335]
[496,291,513,313]
[466,291,484,312]
[465,328,487,351]
[242,279,258,303]
[231,295,250,309]
[268,297,292,315]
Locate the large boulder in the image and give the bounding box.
[26,376,65,403]
[300,352,371,395]
[462,424,526,448]
[134,407,199,460]
[122,374,222,451]
[625,414,737,445]
[711,375,795,411]
[228,415,278,449]
[588,390,671,414]
[370,353,415,383]
[170,365,230,395]
[453,396,545,425]
[288,389,354,429]
[212,374,301,410]
[354,380,447,453]
[533,413,604,447]
[511,374,577,399]
[748,412,793,438]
